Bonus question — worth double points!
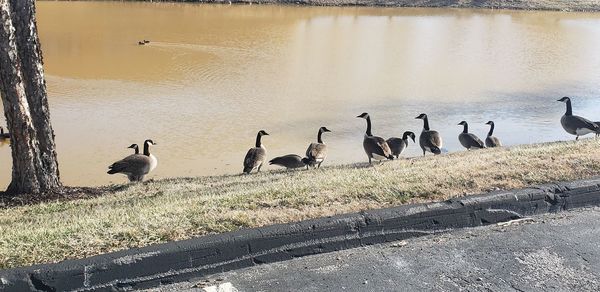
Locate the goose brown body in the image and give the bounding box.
[416,113,443,156]
[108,140,157,182]
[357,113,393,164]
[243,130,268,174]
[387,131,415,158]
[305,127,331,168]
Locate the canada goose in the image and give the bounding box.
[269,154,308,169]
[107,139,158,182]
[356,113,393,164]
[415,113,442,156]
[128,143,139,154]
[484,121,502,147]
[243,130,268,174]
[305,127,331,169]
[386,131,416,159]
[558,97,599,140]
[0,127,10,140]
[457,121,485,150]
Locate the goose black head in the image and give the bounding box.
[356,112,369,119]
[144,139,156,146]
[258,130,269,136]
[320,127,332,133]
[458,121,467,126]
[485,121,494,125]
[127,144,138,149]
[557,96,570,102]
[415,113,427,120]
[301,157,311,165]
[404,131,416,143]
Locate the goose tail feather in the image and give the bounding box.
[431,146,442,155]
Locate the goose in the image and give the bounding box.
[107,139,158,182]
[356,113,393,164]
[0,127,10,140]
[138,41,145,45]
[415,113,442,156]
[386,131,415,159]
[305,127,331,169]
[243,130,268,174]
[558,97,599,140]
[269,154,308,169]
[457,121,485,150]
[484,121,502,147]
[144,40,150,44]
[128,143,139,154]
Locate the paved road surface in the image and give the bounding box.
[146,207,600,292]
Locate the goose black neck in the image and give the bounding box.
[487,123,495,137]
[143,143,150,156]
[565,99,572,116]
[317,130,324,143]
[402,132,410,140]
[462,123,468,134]
[365,116,373,136]
[0,128,3,134]
[134,146,139,155]
[422,117,430,131]
[255,132,262,147]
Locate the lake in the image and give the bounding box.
[1,1,599,186]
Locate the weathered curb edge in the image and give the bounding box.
[2,178,600,291]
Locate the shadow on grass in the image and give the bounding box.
[0,186,117,209]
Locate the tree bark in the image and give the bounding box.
[0,0,61,194]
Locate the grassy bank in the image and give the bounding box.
[89,0,600,12]
[1,139,600,269]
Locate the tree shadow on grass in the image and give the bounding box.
[0,186,117,208]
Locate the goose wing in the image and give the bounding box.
[364,136,392,158]
[386,137,407,156]
[420,130,443,152]
[108,154,151,175]
[485,136,501,147]
[269,154,305,168]
[564,115,600,132]
[306,143,327,161]
[459,133,485,149]
[244,147,266,170]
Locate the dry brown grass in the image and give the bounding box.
[1,139,600,269]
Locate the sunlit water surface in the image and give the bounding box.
[1,2,600,186]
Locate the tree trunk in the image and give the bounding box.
[0,0,61,194]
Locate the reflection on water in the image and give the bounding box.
[1,2,600,186]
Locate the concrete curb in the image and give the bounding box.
[2,178,600,291]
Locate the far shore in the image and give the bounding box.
[52,0,600,12]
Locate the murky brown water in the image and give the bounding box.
[1,2,600,186]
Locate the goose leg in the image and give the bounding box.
[318,162,322,168]
[368,157,372,165]
[576,136,579,140]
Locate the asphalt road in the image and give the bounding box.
[146,207,600,292]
